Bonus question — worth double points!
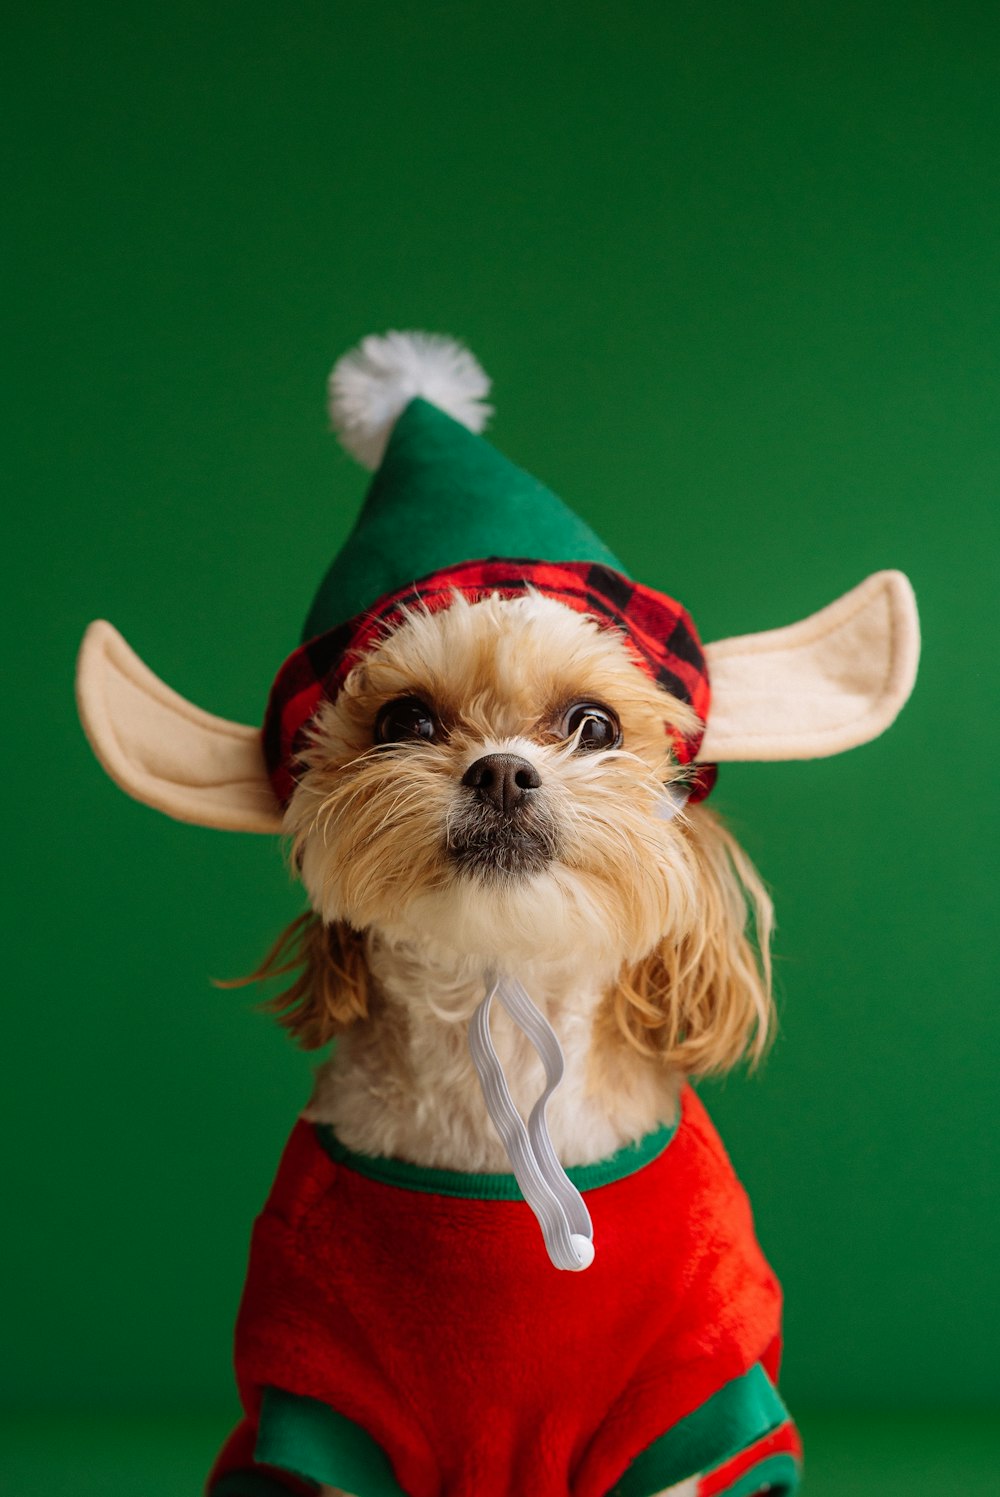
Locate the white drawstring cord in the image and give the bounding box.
[469,975,594,1271]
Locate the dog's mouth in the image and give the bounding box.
[447,805,558,882]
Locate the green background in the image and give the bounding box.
[3,1,998,1491]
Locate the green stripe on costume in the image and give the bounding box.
[610,1364,792,1497]
[256,1387,406,1497]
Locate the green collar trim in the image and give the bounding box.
[315,1114,678,1201]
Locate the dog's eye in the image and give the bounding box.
[562,702,622,752]
[375,696,440,745]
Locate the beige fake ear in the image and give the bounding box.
[76,621,284,833]
[698,570,919,762]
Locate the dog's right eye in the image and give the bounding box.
[375,697,440,745]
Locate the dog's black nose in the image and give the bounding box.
[461,753,541,815]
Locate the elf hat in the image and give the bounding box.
[76,332,920,834]
[262,333,717,810]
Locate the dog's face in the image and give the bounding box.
[287,592,707,978]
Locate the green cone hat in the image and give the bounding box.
[263,330,715,810]
[303,332,624,642]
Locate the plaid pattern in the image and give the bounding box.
[262,559,717,808]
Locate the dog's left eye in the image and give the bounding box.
[561,701,623,752]
[375,696,440,744]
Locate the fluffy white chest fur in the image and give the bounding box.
[303,936,683,1174]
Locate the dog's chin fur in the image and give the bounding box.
[257,590,773,1172]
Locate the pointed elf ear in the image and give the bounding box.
[75,621,283,833]
[698,570,919,763]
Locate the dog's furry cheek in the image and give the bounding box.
[550,793,699,961]
[297,834,349,926]
[298,823,449,932]
[546,863,680,969]
[287,749,458,929]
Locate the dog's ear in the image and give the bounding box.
[612,809,774,1075]
[76,620,283,833]
[218,912,369,1047]
[699,570,919,763]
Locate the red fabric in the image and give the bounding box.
[210,1087,783,1497]
[262,559,717,809]
[697,1420,803,1496]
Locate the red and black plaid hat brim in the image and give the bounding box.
[262,559,717,808]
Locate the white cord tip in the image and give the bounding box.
[569,1234,595,1270]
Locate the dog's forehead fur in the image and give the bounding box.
[334,591,698,748]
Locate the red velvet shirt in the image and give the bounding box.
[208,1087,800,1497]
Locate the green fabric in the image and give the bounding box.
[256,1387,405,1496]
[3,1411,996,1497]
[610,1363,792,1496]
[302,397,625,641]
[315,1114,677,1200]
[253,1369,793,1497]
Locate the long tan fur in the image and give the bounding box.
[218,913,370,1049]
[612,806,773,1074]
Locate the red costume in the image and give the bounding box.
[208,1087,800,1497]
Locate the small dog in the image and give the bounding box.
[260,588,771,1497]
[76,331,918,1497]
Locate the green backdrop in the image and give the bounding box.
[3,0,998,1481]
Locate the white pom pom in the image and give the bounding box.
[328,330,493,469]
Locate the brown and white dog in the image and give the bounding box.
[75,335,918,1497]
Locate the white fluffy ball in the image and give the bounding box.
[328,330,493,470]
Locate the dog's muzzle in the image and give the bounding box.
[449,754,556,879]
